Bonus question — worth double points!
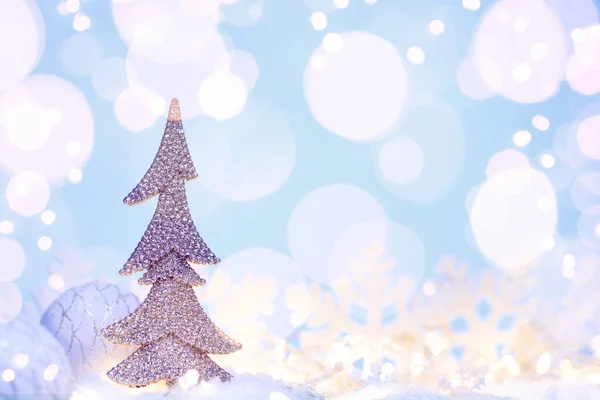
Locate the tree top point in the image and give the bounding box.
[168,98,182,122]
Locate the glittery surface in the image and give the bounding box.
[107,333,232,388]
[124,100,197,206]
[121,173,220,275]
[103,99,240,389]
[102,278,241,353]
[138,251,206,286]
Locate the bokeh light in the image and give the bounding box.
[311,12,327,30]
[73,13,91,32]
[576,115,600,160]
[0,0,44,90]
[406,46,425,65]
[304,31,407,142]
[114,86,163,132]
[197,72,248,121]
[0,75,94,183]
[0,221,14,235]
[40,210,56,225]
[124,35,230,120]
[566,24,600,95]
[513,130,532,147]
[38,236,52,251]
[532,115,550,131]
[373,102,466,203]
[59,33,105,77]
[188,98,295,201]
[5,171,50,216]
[470,167,558,276]
[486,149,530,178]
[472,0,568,103]
[429,20,445,35]
[0,282,23,323]
[0,238,26,282]
[287,184,386,284]
[221,49,260,90]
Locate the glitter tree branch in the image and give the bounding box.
[101,99,241,388]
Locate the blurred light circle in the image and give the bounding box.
[112,0,220,64]
[0,0,44,90]
[0,221,14,235]
[311,12,327,30]
[486,149,530,178]
[38,236,52,251]
[0,103,60,151]
[0,238,26,282]
[576,115,600,160]
[304,31,407,142]
[429,20,445,35]
[334,0,349,9]
[530,41,549,61]
[540,154,556,168]
[92,57,128,102]
[463,0,481,10]
[513,130,532,147]
[73,13,91,32]
[374,102,466,203]
[114,86,162,132]
[457,58,495,100]
[322,33,344,52]
[66,0,80,14]
[68,169,82,184]
[125,34,229,120]
[532,115,550,131]
[206,248,308,337]
[566,26,600,96]
[287,184,386,284]
[0,282,23,323]
[40,210,56,225]
[0,75,94,184]
[310,55,326,71]
[59,33,105,77]
[377,136,425,184]
[219,49,259,90]
[327,219,426,287]
[470,168,557,276]
[473,0,568,103]
[6,171,50,216]
[406,46,425,65]
[188,98,295,201]
[197,72,248,121]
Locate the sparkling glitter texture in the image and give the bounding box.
[102,99,241,389]
[124,99,198,206]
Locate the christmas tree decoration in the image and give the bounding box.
[102,99,241,388]
[40,280,139,377]
[0,316,73,399]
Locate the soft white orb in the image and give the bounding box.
[406,46,425,65]
[197,72,248,121]
[0,238,25,282]
[470,168,557,275]
[322,33,344,52]
[304,31,407,142]
[72,13,90,31]
[40,210,56,225]
[429,20,445,35]
[0,220,14,235]
[0,0,45,90]
[311,12,327,30]
[334,0,349,9]
[576,115,600,160]
[38,236,52,251]
[463,0,481,11]
[513,130,532,147]
[68,168,82,183]
[5,171,50,216]
[540,154,556,168]
[532,114,550,131]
